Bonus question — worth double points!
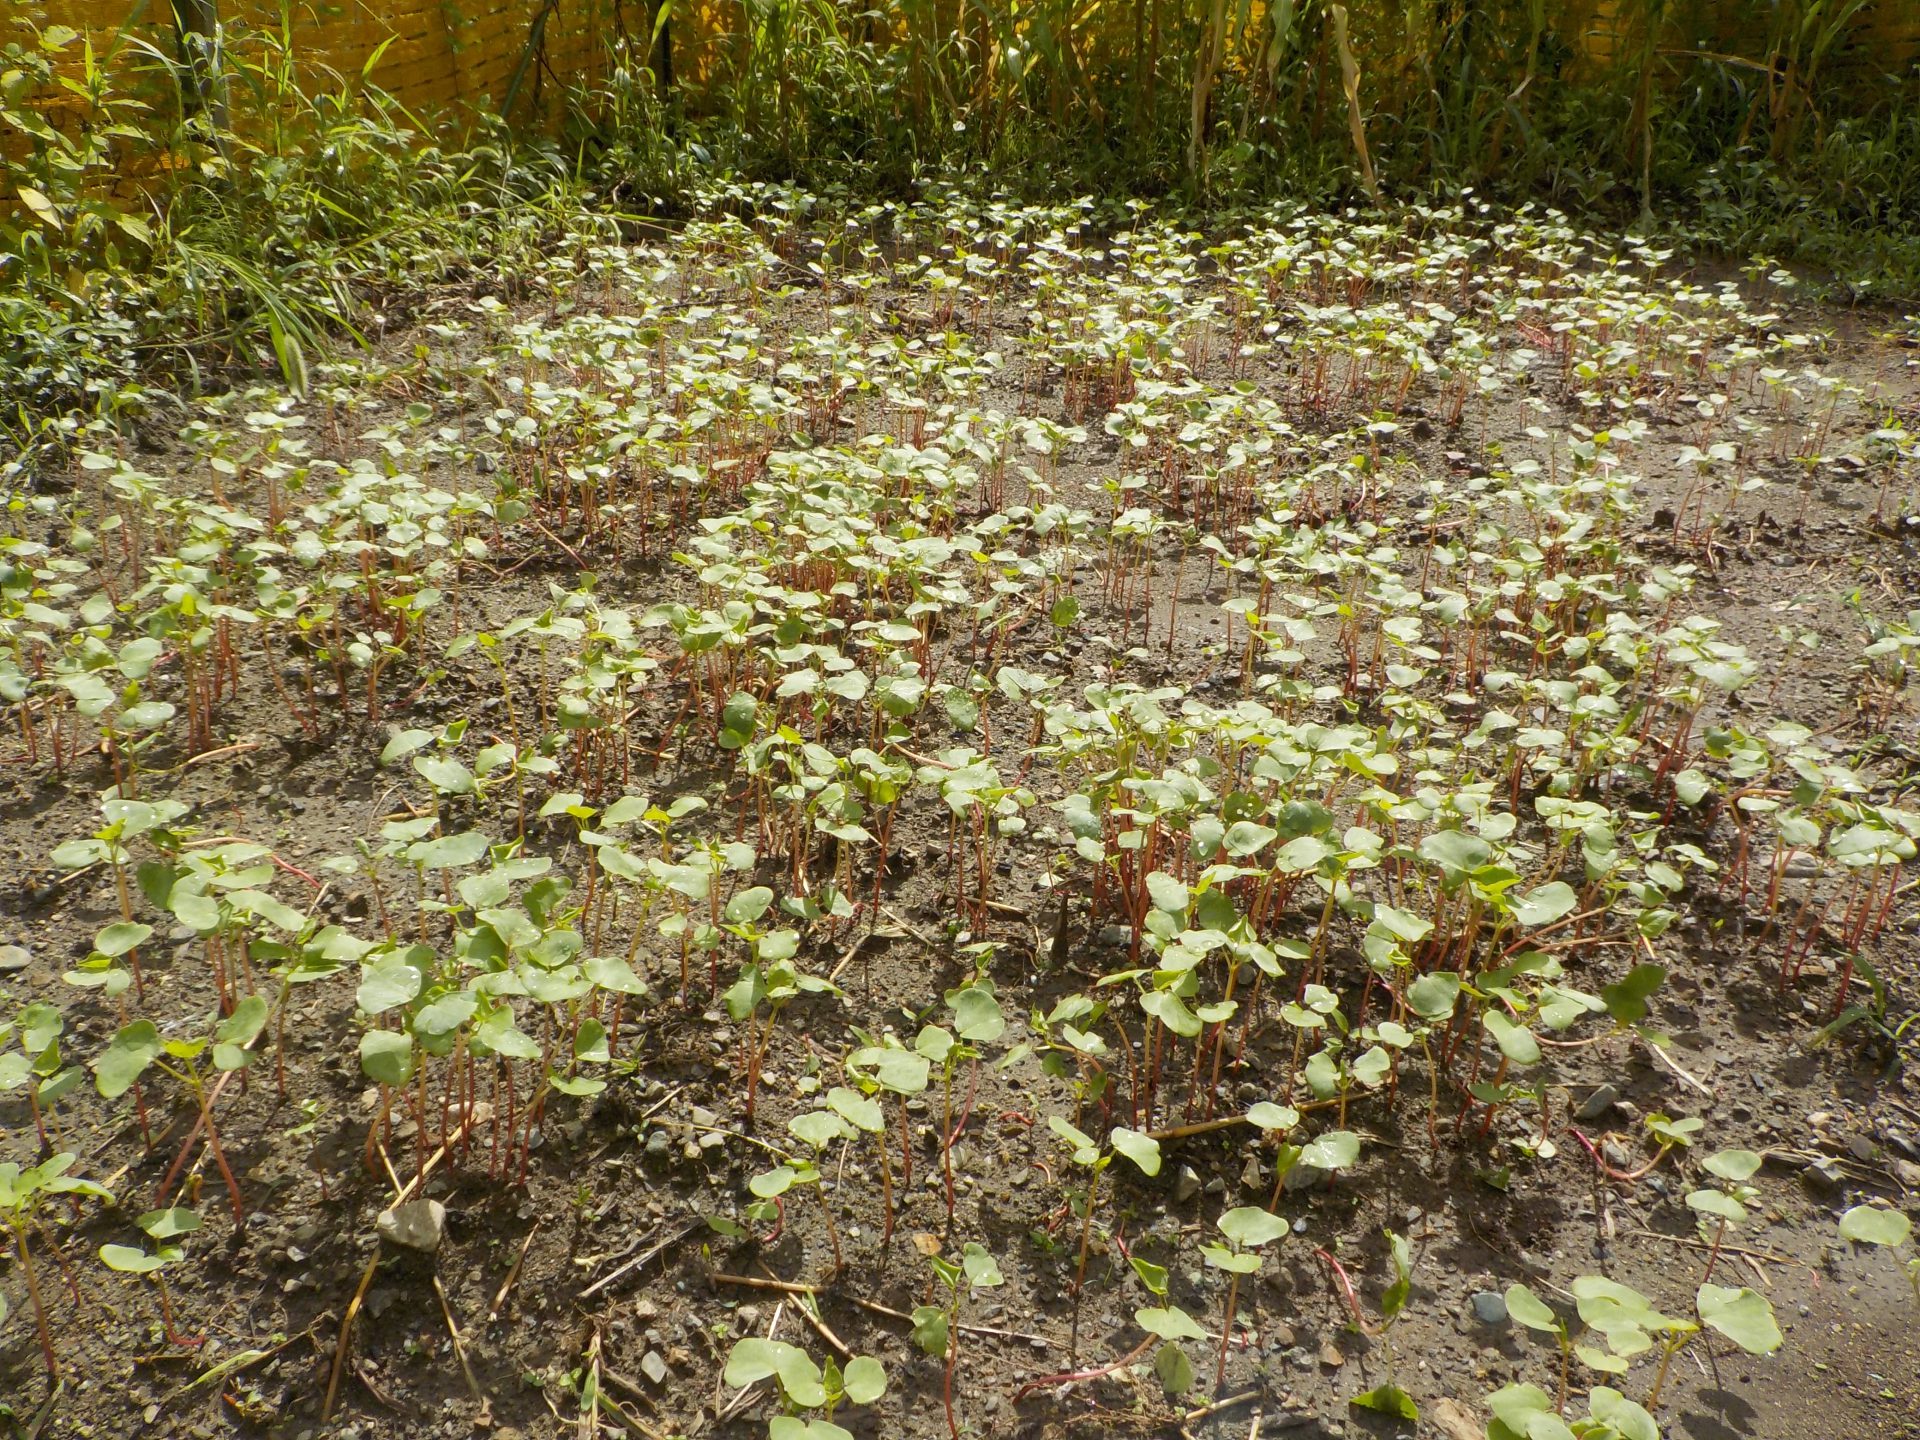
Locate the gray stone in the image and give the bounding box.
[1576,1084,1620,1121]
[1469,1291,1508,1327]
[1173,1165,1201,1203]
[640,1351,668,1385]
[0,944,28,972]
[375,1198,446,1253]
[1801,1156,1845,1191]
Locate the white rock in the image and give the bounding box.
[376,1198,446,1253]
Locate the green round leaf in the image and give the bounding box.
[95,1020,162,1099]
[1504,1283,1561,1334]
[100,1243,167,1274]
[1218,1206,1289,1248]
[1696,1284,1782,1355]
[358,1029,417,1087]
[841,1354,886,1405]
[1109,1126,1162,1177]
[1136,1304,1206,1342]
[1838,1205,1912,1248]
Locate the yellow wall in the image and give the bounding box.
[10,0,1916,133]
[11,0,618,123]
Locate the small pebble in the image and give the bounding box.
[1470,1290,1509,1327]
[1576,1083,1620,1121]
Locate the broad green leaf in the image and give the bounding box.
[1349,1384,1418,1421]
[1145,872,1188,913]
[789,1110,848,1150]
[1505,1283,1561,1334]
[1601,963,1664,1025]
[1047,1114,1099,1165]
[583,954,647,995]
[1223,821,1276,857]
[1246,1101,1299,1131]
[750,1166,797,1198]
[1839,1205,1913,1247]
[952,984,1005,1043]
[357,957,422,1014]
[100,1243,167,1274]
[1697,1284,1781,1354]
[215,994,269,1049]
[724,1338,824,1407]
[1419,828,1491,881]
[1200,1243,1262,1274]
[410,829,489,870]
[1686,1189,1748,1224]
[1154,1339,1193,1396]
[1218,1206,1289,1248]
[95,1020,162,1098]
[1704,1148,1762,1183]
[724,886,774,924]
[1109,1127,1161,1177]
[414,755,476,796]
[1483,1010,1541,1064]
[841,1354,886,1404]
[94,922,152,958]
[961,1242,1003,1288]
[358,1029,416,1087]
[1136,1304,1206,1342]
[1140,989,1202,1038]
[1407,971,1460,1019]
[852,1046,929,1095]
[138,1207,201,1240]
[911,1304,949,1356]
[1487,1382,1558,1438]
[1513,880,1577,928]
[826,1087,883,1132]
[1587,1386,1660,1440]
[1130,1256,1169,1296]
[1299,1129,1360,1172]
[379,729,434,764]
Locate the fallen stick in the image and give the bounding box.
[487,1220,541,1321]
[432,1274,490,1422]
[761,1263,853,1358]
[850,1294,1052,1347]
[709,1272,1052,1347]
[1184,1391,1261,1425]
[581,1219,699,1300]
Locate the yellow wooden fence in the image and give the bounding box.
[8,0,619,122]
[9,0,1918,136]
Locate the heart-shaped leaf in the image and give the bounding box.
[1696,1284,1781,1354]
[1839,1204,1912,1248]
[1218,1206,1289,1248]
[1109,1126,1161,1177]
[1136,1304,1206,1342]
